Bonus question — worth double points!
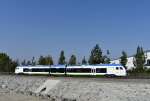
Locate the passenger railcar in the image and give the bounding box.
[15,64,126,76]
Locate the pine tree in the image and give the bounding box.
[47,55,54,65]
[0,53,18,72]
[68,55,76,66]
[102,50,110,64]
[120,51,127,69]
[88,44,103,64]
[21,60,27,66]
[27,61,31,65]
[58,50,65,65]
[31,56,36,66]
[38,55,44,65]
[105,50,110,64]
[10,59,19,72]
[82,56,87,65]
[102,55,107,63]
[133,46,146,72]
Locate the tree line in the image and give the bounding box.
[20,44,111,66]
[0,44,148,73]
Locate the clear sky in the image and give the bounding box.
[0,0,150,63]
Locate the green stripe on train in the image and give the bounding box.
[50,73,65,75]
[23,72,105,76]
[67,73,91,75]
[23,72,65,75]
[23,72,49,74]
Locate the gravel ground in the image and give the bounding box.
[0,75,150,101]
[0,75,50,101]
[48,81,150,101]
[0,75,46,94]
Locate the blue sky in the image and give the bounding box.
[0,0,150,63]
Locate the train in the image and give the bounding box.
[15,64,127,77]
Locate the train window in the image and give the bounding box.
[77,69,81,72]
[51,68,57,73]
[96,68,107,73]
[23,68,27,72]
[116,67,119,70]
[23,68,31,72]
[147,59,150,66]
[59,68,65,73]
[32,69,38,72]
[80,68,91,73]
[120,67,123,70]
[67,68,91,73]
[32,68,49,72]
[45,69,50,72]
[67,68,74,72]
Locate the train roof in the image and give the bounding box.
[16,64,123,68]
[90,64,123,66]
[16,65,67,68]
[51,65,66,68]
[66,66,86,68]
[65,64,123,68]
[16,65,50,68]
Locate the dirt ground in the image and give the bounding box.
[0,93,50,101]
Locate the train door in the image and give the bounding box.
[28,68,32,74]
[91,67,96,75]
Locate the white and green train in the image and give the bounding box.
[15,64,127,77]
